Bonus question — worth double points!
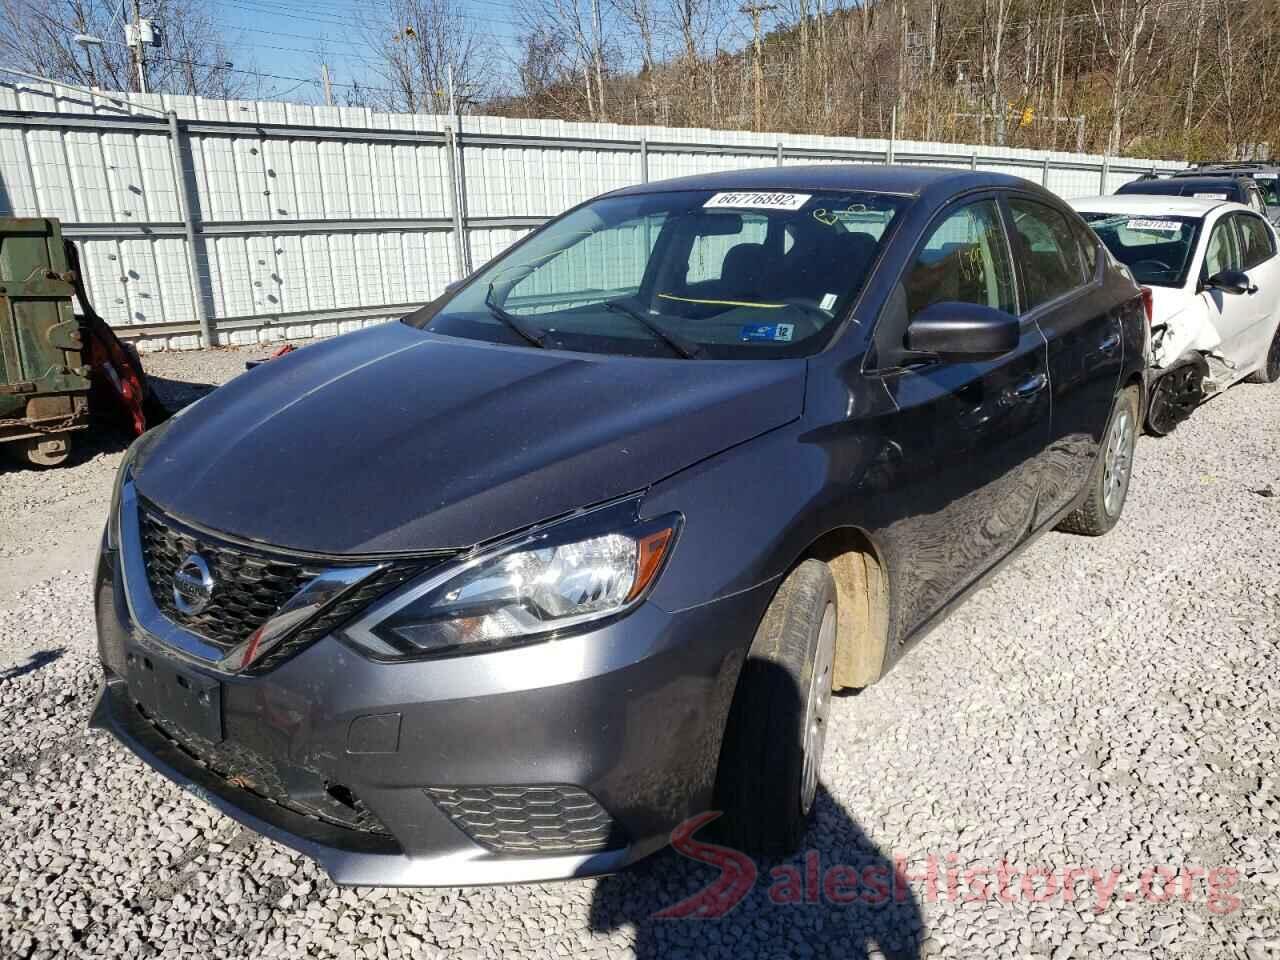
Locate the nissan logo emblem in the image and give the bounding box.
[173,553,215,615]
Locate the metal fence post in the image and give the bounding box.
[444,124,471,279]
[1099,155,1111,194]
[639,135,649,183]
[165,110,214,347]
[1041,155,1051,187]
[776,142,784,166]
[887,105,897,165]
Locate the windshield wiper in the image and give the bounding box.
[485,283,549,349]
[603,299,704,359]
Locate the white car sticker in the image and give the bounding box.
[1126,219,1183,233]
[1193,192,1229,199]
[704,192,812,211]
[820,293,838,311]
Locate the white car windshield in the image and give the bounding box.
[1080,214,1200,287]
[410,189,909,359]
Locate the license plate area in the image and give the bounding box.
[126,649,223,742]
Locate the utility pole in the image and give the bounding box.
[321,63,334,106]
[129,0,148,94]
[591,0,607,122]
[741,2,776,132]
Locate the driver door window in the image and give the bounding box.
[1204,218,1242,279]
[903,199,1017,319]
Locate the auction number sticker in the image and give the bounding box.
[1126,219,1182,233]
[705,192,812,211]
[1193,192,1229,199]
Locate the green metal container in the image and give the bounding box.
[0,218,92,466]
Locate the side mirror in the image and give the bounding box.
[1205,269,1253,295]
[905,301,1021,362]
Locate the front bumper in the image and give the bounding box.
[92,536,773,886]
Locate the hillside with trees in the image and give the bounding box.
[499,0,1280,161]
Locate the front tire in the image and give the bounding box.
[1058,385,1140,537]
[1245,325,1280,384]
[1146,354,1208,436]
[713,559,837,856]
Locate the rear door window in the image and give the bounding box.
[904,199,1017,318]
[1073,219,1099,278]
[1007,198,1087,310]
[1235,213,1276,269]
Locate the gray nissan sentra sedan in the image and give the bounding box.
[92,165,1147,886]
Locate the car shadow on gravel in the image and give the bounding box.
[589,785,925,959]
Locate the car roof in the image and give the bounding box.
[1067,194,1231,217]
[608,163,1034,198]
[1177,163,1279,177]
[1118,175,1251,196]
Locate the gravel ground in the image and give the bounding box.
[1,341,1278,960]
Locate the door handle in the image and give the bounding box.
[1099,332,1121,353]
[1003,372,1048,404]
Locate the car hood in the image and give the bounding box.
[134,323,806,554]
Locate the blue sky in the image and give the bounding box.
[205,0,528,102]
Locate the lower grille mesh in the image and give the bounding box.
[426,784,622,855]
[137,704,391,835]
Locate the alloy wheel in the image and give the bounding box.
[800,602,837,816]
[1102,408,1134,517]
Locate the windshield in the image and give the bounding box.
[407,189,909,359]
[1252,175,1280,205]
[1080,213,1201,287]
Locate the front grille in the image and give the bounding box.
[137,703,392,835]
[138,502,324,650]
[426,784,623,855]
[135,499,448,670]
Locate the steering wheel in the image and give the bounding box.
[1131,259,1173,273]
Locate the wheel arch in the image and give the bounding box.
[797,526,891,691]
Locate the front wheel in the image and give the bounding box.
[713,559,837,856]
[1245,324,1280,384]
[1058,385,1140,537]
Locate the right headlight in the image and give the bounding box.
[339,502,681,661]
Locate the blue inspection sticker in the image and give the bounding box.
[739,323,796,343]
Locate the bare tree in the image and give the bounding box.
[1090,0,1159,155]
[518,0,610,119]
[361,0,491,113]
[0,0,246,97]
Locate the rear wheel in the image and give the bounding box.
[713,560,837,856]
[1058,386,1139,537]
[11,434,72,468]
[1245,325,1280,384]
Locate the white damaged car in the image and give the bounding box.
[1071,195,1280,434]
